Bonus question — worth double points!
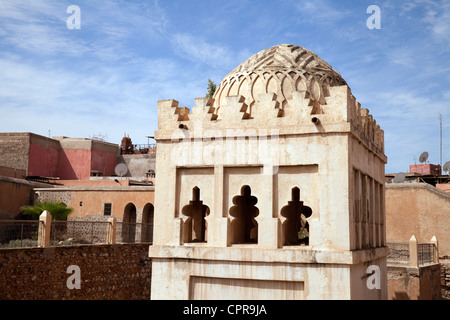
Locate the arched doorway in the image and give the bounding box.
[122,203,137,243]
[142,203,154,243]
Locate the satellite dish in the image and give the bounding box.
[393,172,406,183]
[443,161,450,173]
[114,163,128,177]
[419,152,429,163]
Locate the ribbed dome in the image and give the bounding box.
[213,44,347,115]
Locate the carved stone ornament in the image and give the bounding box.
[212,44,347,117]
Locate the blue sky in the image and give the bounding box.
[0,0,449,174]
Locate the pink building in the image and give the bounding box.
[0,132,119,180]
[409,163,441,176]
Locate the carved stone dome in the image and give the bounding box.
[213,44,347,116]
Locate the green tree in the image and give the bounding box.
[206,79,216,98]
[21,200,73,220]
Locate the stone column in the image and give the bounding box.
[409,235,418,268]
[210,165,228,247]
[107,217,117,244]
[431,235,439,263]
[38,210,51,248]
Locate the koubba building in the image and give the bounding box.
[149,44,388,299]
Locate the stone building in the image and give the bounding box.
[0,132,119,180]
[149,44,388,299]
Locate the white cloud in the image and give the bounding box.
[292,0,353,24]
[170,33,235,69]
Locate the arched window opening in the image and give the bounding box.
[122,203,136,243]
[141,203,154,243]
[229,185,259,244]
[280,187,312,246]
[182,187,210,243]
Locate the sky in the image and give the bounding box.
[0,0,449,174]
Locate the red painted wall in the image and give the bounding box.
[58,149,91,180]
[28,143,59,177]
[91,149,117,176]
[25,135,119,180]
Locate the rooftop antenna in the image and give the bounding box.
[443,161,450,176]
[439,114,443,169]
[419,151,429,164]
[393,172,406,183]
[114,163,128,178]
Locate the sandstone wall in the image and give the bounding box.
[387,264,442,300]
[0,244,151,300]
[386,183,450,256]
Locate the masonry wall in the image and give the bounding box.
[0,176,33,219]
[441,260,450,299]
[0,133,31,178]
[0,244,151,300]
[118,154,155,178]
[0,176,52,219]
[387,264,442,300]
[386,183,450,256]
[28,134,61,177]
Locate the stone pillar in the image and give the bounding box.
[107,217,117,244]
[38,210,51,248]
[206,165,225,247]
[256,170,278,249]
[430,235,439,263]
[409,235,418,268]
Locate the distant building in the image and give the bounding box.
[0,132,119,180]
[0,132,156,224]
[409,163,441,176]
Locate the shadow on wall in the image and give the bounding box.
[57,150,79,180]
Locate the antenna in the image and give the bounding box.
[440,114,443,169]
[114,163,128,177]
[393,172,406,183]
[443,161,450,175]
[419,152,429,163]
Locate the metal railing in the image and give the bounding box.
[133,144,156,154]
[0,220,40,248]
[387,240,438,267]
[0,219,153,249]
[121,144,156,155]
[418,243,436,266]
[117,222,153,244]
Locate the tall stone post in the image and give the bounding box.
[38,210,51,248]
[107,217,117,244]
[430,235,439,263]
[409,235,418,268]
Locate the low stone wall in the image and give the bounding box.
[387,263,442,300]
[0,244,151,300]
[441,260,450,299]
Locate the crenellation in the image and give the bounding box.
[257,93,282,118]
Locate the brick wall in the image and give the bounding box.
[0,244,151,300]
